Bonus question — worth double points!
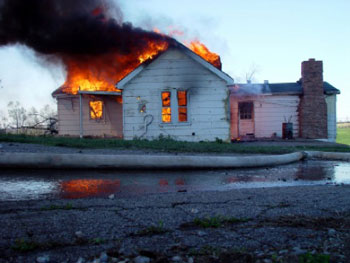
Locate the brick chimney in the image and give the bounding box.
[299,59,328,139]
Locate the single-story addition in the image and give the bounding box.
[230,59,340,142]
[52,45,340,142]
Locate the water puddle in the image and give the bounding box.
[0,160,349,201]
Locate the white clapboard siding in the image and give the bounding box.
[57,96,123,137]
[230,95,300,139]
[326,94,337,142]
[122,48,230,142]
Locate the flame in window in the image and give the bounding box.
[89,101,103,119]
[178,91,187,122]
[162,92,171,123]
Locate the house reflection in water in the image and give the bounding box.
[60,179,121,199]
[224,162,334,186]
[158,178,185,186]
[1,161,349,201]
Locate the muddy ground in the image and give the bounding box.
[0,142,349,262]
[0,185,349,263]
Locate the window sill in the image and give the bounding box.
[159,122,192,127]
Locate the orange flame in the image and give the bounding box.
[89,101,103,119]
[186,40,221,69]
[61,31,220,95]
[61,40,169,95]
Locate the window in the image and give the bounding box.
[89,100,103,120]
[161,90,189,124]
[239,102,253,120]
[161,92,171,123]
[177,91,187,122]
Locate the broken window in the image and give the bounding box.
[239,102,253,120]
[161,92,171,123]
[89,100,103,120]
[177,91,188,122]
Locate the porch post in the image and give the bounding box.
[79,87,83,138]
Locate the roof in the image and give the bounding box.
[230,81,340,96]
[51,88,122,97]
[52,41,234,97]
[116,41,234,89]
[52,87,67,97]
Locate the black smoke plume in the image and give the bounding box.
[0,0,175,55]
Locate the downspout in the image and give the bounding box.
[79,87,83,138]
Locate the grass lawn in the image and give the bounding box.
[1,133,350,154]
[337,126,350,145]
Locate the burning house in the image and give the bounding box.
[53,51,339,142]
[0,0,340,142]
[52,41,234,141]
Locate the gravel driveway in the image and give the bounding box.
[0,185,349,263]
[0,142,349,263]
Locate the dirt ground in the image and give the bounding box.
[0,185,349,263]
[0,142,349,263]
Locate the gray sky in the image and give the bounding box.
[0,0,349,120]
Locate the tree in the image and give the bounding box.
[27,107,40,127]
[0,110,8,130]
[39,104,57,120]
[234,63,261,83]
[7,101,27,133]
[245,63,260,83]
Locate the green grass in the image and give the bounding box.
[90,237,106,245]
[40,203,74,211]
[11,239,39,252]
[135,221,168,236]
[193,216,251,228]
[337,127,350,145]
[299,252,330,263]
[1,133,350,154]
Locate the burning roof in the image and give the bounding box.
[0,0,222,96]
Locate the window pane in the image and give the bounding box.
[162,92,171,107]
[89,101,103,119]
[178,107,187,122]
[239,102,253,120]
[162,107,171,123]
[177,91,187,106]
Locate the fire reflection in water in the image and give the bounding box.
[1,161,350,201]
[60,179,120,199]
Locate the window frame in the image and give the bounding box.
[177,90,188,123]
[161,91,172,123]
[238,101,254,120]
[160,89,190,125]
[89,100,104,121]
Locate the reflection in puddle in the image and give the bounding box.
[0,180,59,201]
[61,179,120,199]
[334,165,350,184]
[0,160,349,201]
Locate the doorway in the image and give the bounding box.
[238,101,254,136]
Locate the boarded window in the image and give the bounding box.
[89,101,103,120]
[161,92,171,123]
[177,91,188,122]
[239,102,253,120]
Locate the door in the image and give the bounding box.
[238,101,254,136]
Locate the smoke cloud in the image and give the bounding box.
[0,0,175,55]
